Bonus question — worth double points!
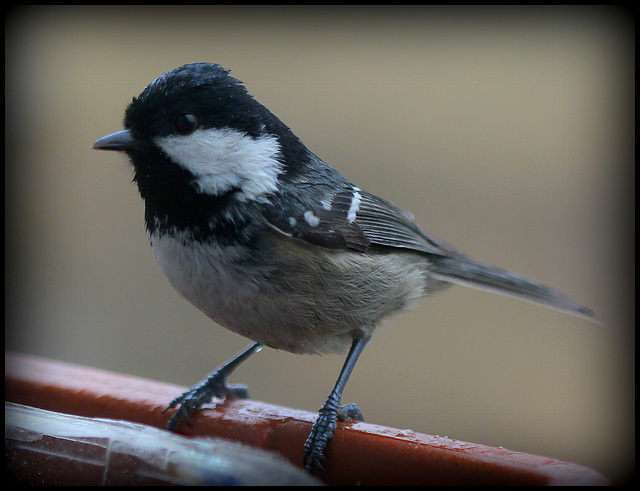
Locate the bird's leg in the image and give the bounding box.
[164,342,262,431]
[303,335,370,473]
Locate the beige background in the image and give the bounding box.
[6,6,633,483]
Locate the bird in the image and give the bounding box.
[92,62,595,473]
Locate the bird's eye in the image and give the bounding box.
[174,113,198,135]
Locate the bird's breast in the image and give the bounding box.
[148,228,435,354]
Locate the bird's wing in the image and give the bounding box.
[261,180,464,257]
[260,180,595,321]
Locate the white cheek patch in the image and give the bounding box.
[155,128,283,201]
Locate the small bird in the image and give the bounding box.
[92,62,595,473]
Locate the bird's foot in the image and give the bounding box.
[303,396,364,473]
[163,369,249,431]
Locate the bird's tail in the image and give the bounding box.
[431,256,596,321]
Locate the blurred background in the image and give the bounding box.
[6,6,633,483]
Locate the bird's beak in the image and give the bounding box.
[92,129,135,152]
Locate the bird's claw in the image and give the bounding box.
[163,370,249,431]
[303,402,364,473]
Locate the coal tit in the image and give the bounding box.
[92,62,595,473]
